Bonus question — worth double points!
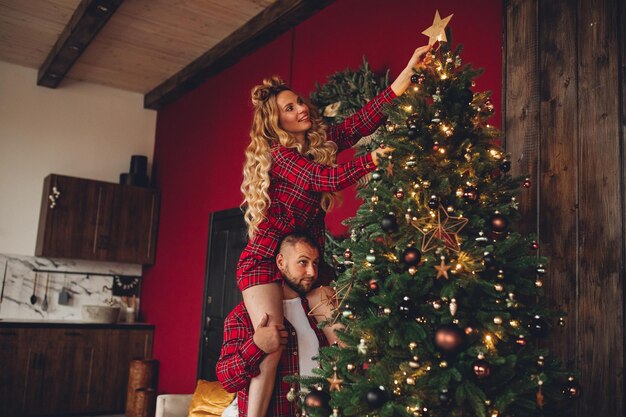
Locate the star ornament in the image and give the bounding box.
[435,257,452,280]
[307,279,353,324]
[421,10,454,45]
[411,205,468,253]
[327,370,344,392]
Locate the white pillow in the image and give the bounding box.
[220,396,238,417]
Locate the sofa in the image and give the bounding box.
[155,392,237,417]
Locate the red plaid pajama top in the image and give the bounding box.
[216,297,328,417]
[236,86,397,291]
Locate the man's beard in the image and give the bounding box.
[282,270,310,296]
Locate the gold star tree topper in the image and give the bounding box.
[422,10,454,45]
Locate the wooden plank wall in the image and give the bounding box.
[504,1,624,416]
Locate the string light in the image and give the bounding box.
[484,333,496,350]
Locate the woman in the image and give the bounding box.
[239,45,431,416]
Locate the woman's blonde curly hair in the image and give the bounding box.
[241,76,339,239]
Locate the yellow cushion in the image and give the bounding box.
[188,380,236,417]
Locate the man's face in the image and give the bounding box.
[276,241,319,296]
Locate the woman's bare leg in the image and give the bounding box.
[242,282,284,417]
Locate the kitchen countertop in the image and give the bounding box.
[0,319,154,329]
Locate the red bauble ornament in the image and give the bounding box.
[434,324,465,354]
[490,213,509,233]
[523,177,532,188]
[401,247,422,267]
[562,377,582,399]
[472,359,492,379]
[462,186,479,203]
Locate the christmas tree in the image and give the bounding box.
[298,14,580,417]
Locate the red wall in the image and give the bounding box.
[143,0,502,394]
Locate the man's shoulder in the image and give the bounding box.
[305,285,334,308]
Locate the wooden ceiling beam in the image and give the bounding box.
[37,0,124,88]
[144,0,336,110]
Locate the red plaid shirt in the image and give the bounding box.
[216,297,328,417]
[237,87,397,290]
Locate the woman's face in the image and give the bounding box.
[276,90,311,141]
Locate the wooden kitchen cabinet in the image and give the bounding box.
[0,328,22,417]
[35,174,160,264]
[21,328,96,416]
[0,324,154,417]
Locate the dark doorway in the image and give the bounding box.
[197,207,247,380]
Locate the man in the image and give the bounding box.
[216,232,337,417]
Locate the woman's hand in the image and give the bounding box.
[390,44,432,96]
[406,45,433,71]
[371,144,394,166]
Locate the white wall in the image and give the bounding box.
[0,61,157,256]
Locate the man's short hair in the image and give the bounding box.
[277,231,320,254]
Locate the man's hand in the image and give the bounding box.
[253,313,287,354]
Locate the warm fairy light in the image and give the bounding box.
[456,263,462,270]
[489,149,501,159]
[484,334,496,350]
[404,105,413,112]
[438,148,446,154]
[413,86,420,92]
[440,73,447,80]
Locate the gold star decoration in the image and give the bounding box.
[421,10,454,45]
[307,279,353,324]
[411,205,468,253]
[434,256,452,280]
[327,369,344,392]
